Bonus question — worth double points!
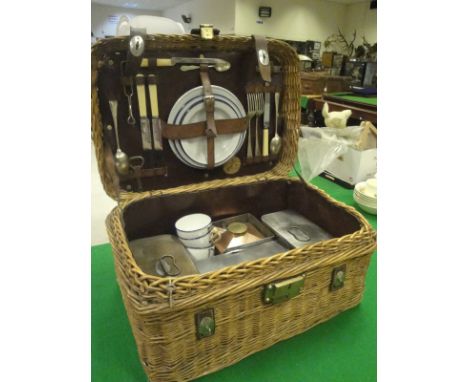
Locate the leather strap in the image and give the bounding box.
[253,35,271,84]
[163,117,248,140]
[200,65,217,168]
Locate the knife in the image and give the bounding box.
[147,74,163,151]
[141,57,229,67]
[135,74,153,153]
[262,92,270,157]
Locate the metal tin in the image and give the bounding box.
[261,210,332,248]
[128,234,199,276]
[212,213,275,254]
[195,239,288,274]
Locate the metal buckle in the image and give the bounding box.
[204,94,215,112]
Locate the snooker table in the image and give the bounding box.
[309,92,377,125]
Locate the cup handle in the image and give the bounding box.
[210,227,222,244]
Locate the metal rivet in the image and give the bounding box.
[265,297,271,303]
[267,284,274,290]
[106,124,112,130]
[108,59,114,66]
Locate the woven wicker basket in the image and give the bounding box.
[92,34,376,382]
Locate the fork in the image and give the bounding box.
[254,93,264,158]
[246,93,256,160]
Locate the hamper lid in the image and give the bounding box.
[91,33,300,201]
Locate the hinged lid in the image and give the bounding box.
[91,33,300,202]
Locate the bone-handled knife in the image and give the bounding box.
[135,74,153,151]
[147,74,163,151]
[262,92,271,157]
[140,57,230,67]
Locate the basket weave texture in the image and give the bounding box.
[92,34,376,382]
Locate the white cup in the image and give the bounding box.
[175,213,212,240]
[179,229,221,249]
[187,245,215,261]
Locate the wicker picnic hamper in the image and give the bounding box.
[92,31,376,382]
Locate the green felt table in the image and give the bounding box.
[92,176,377,382]
[325,92,377,107]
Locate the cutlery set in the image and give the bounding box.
[245,90,281,163]
[104,51,283,189]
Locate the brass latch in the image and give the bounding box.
[200,24,214,40]
[263,275,305,304]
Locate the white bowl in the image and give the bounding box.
[186,246,215,261]
[354,190,377,206]
[179,232,212,248]
[356,202,377,215]
[355,181,377,199]
[175,213,212,239]
[353,193,377,215]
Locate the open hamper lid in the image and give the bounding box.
[91,30,301,202]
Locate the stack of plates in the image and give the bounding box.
[353,178,377,215]
[168,85,246,169]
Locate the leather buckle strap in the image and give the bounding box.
[199,65,217,168]
[253,35,271,84]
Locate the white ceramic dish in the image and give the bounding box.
[355,181,377,199]
[175,213,212,239]
[353,193,377,215]
[179,232,212,248]
[356,202,377,215]
[168,86,246,168]
[187,245,215,261]
[353,190,377,206]
[170,92,242,168]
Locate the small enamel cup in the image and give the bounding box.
[175,213,212,240]
[186,245,215,261]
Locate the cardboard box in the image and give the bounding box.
[324,122,377,187]
[324,147,377,187]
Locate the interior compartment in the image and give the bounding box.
[123,179,361,244]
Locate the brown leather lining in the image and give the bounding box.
[122,180,361,241]
[162,117,248,139]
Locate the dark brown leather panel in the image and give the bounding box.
[286,183,360,236]
[123,180,360,241]
[97,47,285,193]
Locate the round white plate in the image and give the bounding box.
[168,86,246,168]
[169,94,242,168]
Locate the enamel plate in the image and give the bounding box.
[168,86,246,168]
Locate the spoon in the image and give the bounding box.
[180,62,231,72]
[270,92,282,155]
[109,100,129,175]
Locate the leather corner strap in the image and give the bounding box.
[253,35,271,84]
[200,65,217,168]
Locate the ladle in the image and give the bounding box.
[269,92,282,155]
[109,100,129,175]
